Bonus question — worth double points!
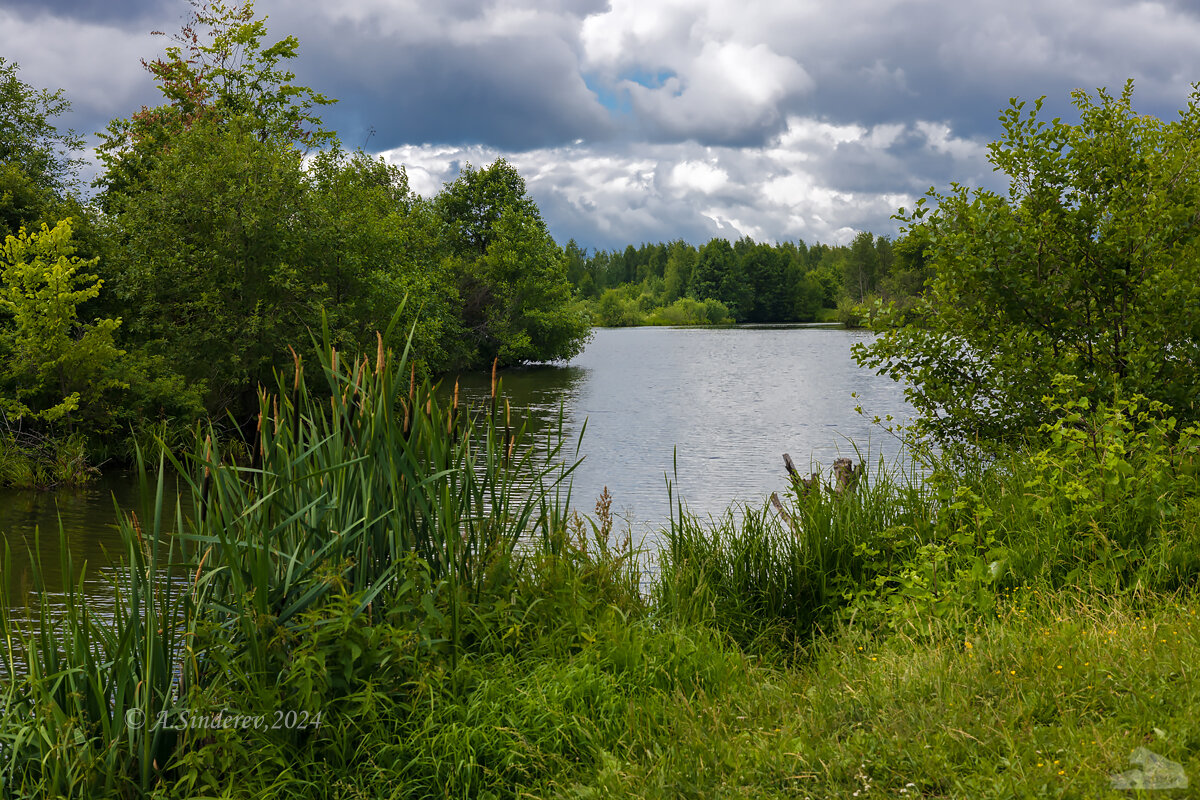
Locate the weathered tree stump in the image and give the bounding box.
[832,457,865,493]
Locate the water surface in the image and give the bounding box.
[0,325,912,605]
[451,325,912,534]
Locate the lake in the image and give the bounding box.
[0,325,912,607]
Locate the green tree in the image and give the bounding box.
[436,160,589,365]
[0,220,123,430]
[742,243,791,322]
[856,82,1200,448]
[691,238,735,302]
[103,117,311,415]
[878,228,932,309]
[304,149,460,371]
[793,272,825,321]
[844,231,878,303]
[563,239,588,290]
[0,58,85,240]
[662,240,696,303]
[96,0,335,205]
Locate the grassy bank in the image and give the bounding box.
[2,334,1198,798]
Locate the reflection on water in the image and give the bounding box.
[447,326,913,544]
[0,326,913,614]
[0,472,188,623]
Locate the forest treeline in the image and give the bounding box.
[566,230,929,327]
[0,4,589,483]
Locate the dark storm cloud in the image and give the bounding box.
[0,0,180,25]
[4,0,1200,249]
[778,0,1200,138]
[287,30,614,151]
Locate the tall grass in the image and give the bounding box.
[6,329,1200,797]
[657,391,1200,650]
[0,464,194,796]
[0,315,585,797]
[0,429,96,488]
[656,456,937,649]
[178,318,579,674]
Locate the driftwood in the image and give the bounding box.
[781,453,864,499]
[782,453,820,498]
[774,453,866,527]
[769,492,793,524]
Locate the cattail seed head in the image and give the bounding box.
[289,345,301,390]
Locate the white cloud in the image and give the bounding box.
[915,122,988,162]
[11,0,1200,249]
[380,114,992,249]
[670,160,728,194]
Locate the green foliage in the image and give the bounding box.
[997,381,1200,589]
[437,160,590,365]
[102,116,309,416]
[303,149,459,371]
[0,318,591,796]
[857,82,1200,448]
[0,58,82,194]
[96,0,335,204]
[648,297,731,326]
[575,233,914,326]
[691,238,750,317]
[843,230,879,303]
[0,429,94,487]
[85,3,587,441]
[8,325,1200,796]
[0,220,123,428]
[0,479,197,797]
[0,58,86,245]
[659,389,1200,648]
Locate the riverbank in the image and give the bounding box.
[2,337,1197,798]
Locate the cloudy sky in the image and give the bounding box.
[3,0,1199,250]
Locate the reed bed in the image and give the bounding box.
[0,316,597,798]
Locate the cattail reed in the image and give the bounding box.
[198,435,213,527]
[290,345,301,391]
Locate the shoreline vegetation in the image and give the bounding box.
[4,3,1200,798]
[3,328,1200,798]
[567,234,908,330]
